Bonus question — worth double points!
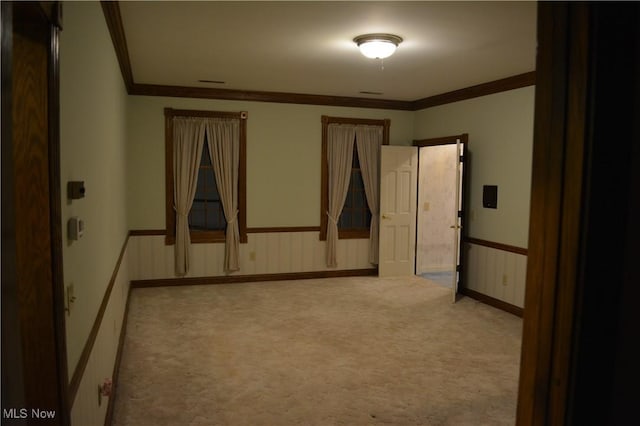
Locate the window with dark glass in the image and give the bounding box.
[164,107,247,245]
[320,115,389,240]
[189,140,227,231]
[338,144,372,231]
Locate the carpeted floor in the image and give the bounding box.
[113,276,522,426]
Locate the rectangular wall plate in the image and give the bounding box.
[483,185,498,209]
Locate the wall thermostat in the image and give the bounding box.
[68,181,85,199]
[68,217,84,240]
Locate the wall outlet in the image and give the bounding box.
[249,251,256,261]
[423,201,430,211]
[98,378,112,406]
[502,274,508,286]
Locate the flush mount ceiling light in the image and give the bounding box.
[354,33,403,59]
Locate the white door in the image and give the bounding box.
[415,140,464,302]
[416,144,459,295]
[378,146,418,277]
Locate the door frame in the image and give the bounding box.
[518,2,640,424]
[413,134,469,291]
[1,2,69,424]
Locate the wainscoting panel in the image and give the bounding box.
[128,232,373,281]
[70,241,130,426]
[463,242,527,308]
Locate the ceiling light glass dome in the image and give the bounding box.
[354,34,403,59]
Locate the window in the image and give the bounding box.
[189,139,227,232]
[338,144,372,234]
[320,115,389,240]
[165,108,247,244]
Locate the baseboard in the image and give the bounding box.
[104,286,132,426]
[131,268,378,288]
[460,287,523,317]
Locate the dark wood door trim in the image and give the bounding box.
[46,2,70,422]
[513,2,636,424]
[517,4,576,423]
[1,2,69,424]
[562,3,640,425]
[413,133,468,147]
[1,0,26,414]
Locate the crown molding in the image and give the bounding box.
[101,1,134,92]
[130,83,414,110]
[411,72,536,110]
[101,1,535,111]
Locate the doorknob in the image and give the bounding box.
[449,225,461,229]
[382,214,390,219]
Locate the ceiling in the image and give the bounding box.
[117,1,537,103]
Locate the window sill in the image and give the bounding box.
[191,230,226,244]
[338,229,370,239]
[165,230,248,245]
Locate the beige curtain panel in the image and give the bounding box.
[356,125,383,265]
[205,118,241,273]
[326,124,356,267]
[173,118,206,276]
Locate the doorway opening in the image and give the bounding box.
[414,135,468,301]
[378,135,468,303]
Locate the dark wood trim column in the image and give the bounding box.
[517,2,640,425]
[517,3,586,424]
[1,2,69,424]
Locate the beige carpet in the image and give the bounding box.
[113,276,522,426]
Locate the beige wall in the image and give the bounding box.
[414,87,535,248]
[127,88,533,246]
[126,97,414,229]
[60,1,129,377]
